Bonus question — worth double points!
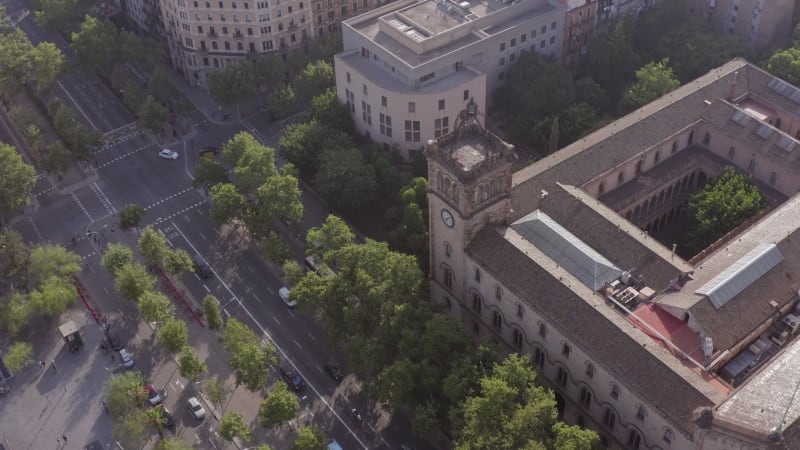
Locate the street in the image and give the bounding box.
[0,1,425,448]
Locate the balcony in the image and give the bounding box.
[207,31,218,37]
[234,32,244,40]
[288,22,296,31]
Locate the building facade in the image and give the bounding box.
[427,60,800,449]
[686,0,794,51]
[559,0,597,69]
[334,0,565,161]
[158,0,383,86]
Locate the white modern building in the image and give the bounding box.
[334,0,566,161]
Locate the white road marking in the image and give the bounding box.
[265,286,274,296]
[70,193,94,222]
[247,265,256,274]
[203,284,211,293]
[272,316,281,326]
[287,309,295,318]
[198,231,207,241]
[27,217,45,243]
[57,80,99,130]
[169,221,369,449]
[103,287,109,295]
[143,188,193,211]
[90,181,117,213]
[307,332,316,342]
[252,293,262,303]
[293,340,302,349]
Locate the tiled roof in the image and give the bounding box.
[468,227,718,435]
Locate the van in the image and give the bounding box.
[304,255,335,278]
[192,254,213,279]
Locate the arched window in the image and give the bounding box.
[663,428,674,444]
[636,405,647,421]
[472,293,482,315]
[702,131,710,145]
[627,429,642,450]
[556,366,568,387]
[562,343,571,358]
[533,346,545,367]
[635,160,643,176]
[492,310,502,330]
[512,328,524,349]
[516,303,524,318]
[603,407,617,430]
[776,117,783,130]
[538,322,547,338]
[443,267,453,289]
[585,362,595,378]
[610,383,620,399]
[579,387,592,407]
[728,146,735,160]
[598,180,606,196]
[474,267,481,283]
[494,284,503,301]
[618,170,625,185]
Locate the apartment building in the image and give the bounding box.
[559,0,596,68]
[334,0,565,161]
[122,0,165,37]
[687,0,794,51]
[158,0,382,86]
[427,59,800,448]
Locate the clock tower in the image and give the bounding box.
[424,100,516,317]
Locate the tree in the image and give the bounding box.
[766,47,800,86]
[270,84,300,119]
[222,318,259,351]
[581,19,639,99]
[232,140,278,196]
[295,60,335,102]
[309,89,353,134]
[279,120,350,177]
[207,62,257,116]
[218,412,254,442]
[684,167,767,255]
[454,354,597,450]
[70,15,119,75]
[0,292,31,337]
[387,178,428,259]
[209,183,246,224]
[178,346,208,382]
[29,275,77,317]
[34,0,78,31]
[192,156,229,189]
[4,341,33,372]
[0,30,33,97]
[27,244,82,285]
[41,142,73,174]
[306,215,355,266]
[104,370,147,419]
[119,31,165,71]
[281,260,304,287]
[229,341,277,392]
[557,102,598,147]
[0,143,36,220]
[314,146,378,211]
[114,262,156,301]
[139,291,175,324]
[28,41,64,93]
[203,294,223,331]
[203,377,232,411]
[154,438,195,450]
[102,243,135,278]
[138,226,169,267]
[258,382,299,429]
[620,59,680,113]
[0,231,30,290]
[163,248,193,276]
[138,95,169,134]
[114,409,151,448]
[247,169,303,239]
[291,425,327,450]
[118,204,145,231]
[148,66,179,102]
[157,319,189,353]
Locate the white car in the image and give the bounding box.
[158,149,179,160]
[279,287,297,308]
[187,396,206,419]
[119,348,135,368]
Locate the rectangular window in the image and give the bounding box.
[521,33,526,42]
[346,72,351,83]
[362,84,367,96]
[420,72,435,83]
[540,40,546,49]
[510,53,516,62]
[361,101,371,126]
[379,113,392,137]
[492,311,502,330]
[550,36,555,44]
[500,42,506,51]
[541,25,546,34]
[510,38,516,47]
[381,96,387,107]
[557,367,568,386]
[499,57,505,66]
[533,347,544,367]
[463,89,469,101]
[434,117,449,138]
[538,322,546,338]
[551,21,556,30]
[405,120,420,142]
[408,102,416,113]
[438,99,445,110]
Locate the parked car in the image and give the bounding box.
[158,149,179,160]
[145,385,162,406]
[279,287,297,308]
[106,331,123,351]
[187,396,206,419]
[192,253,213,279]
[118,348,135,369]
[154,404,175,427]
[324,361,343,382]
[279,367,305,391]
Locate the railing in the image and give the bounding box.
[151,265,206,328]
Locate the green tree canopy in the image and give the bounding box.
[232,138,278,196]
[766,47,800,86]
[0,143,36,220]
[684,167,767,255]
[192,155,229,189]
[202,294,223,331]
[218,412,254,442]
[0,231,30,290]
[28,41,65,93]
[4,341,33,372]
[118,203,145,231]
[27,244,82,285]
[291,425,327,450]
[138,291,175,324]
[104,370,147,420]
[308,88,354,134]
[164,247,194,276]
[154,438,195,450]
[207,62,257,114]
[209,183,246,224]
[223,318,260,351]
[388,177,428,259]
[203,377,232,411]
[101,243,135,278]
[138,226,169,266]
[34,0,79,32]
[314,146,378,211]
[29,275,77,317]
[157,318,189,353]
[295,60,335,102]
[620,59,680,113]
[70,15,119,74]
[305,214,354,267]
[229,340,277,392]
[0,30,33,97]
[178,346,208,382]
[0,292,31,337]
[258,382,300,429]
[581,19,639,99]
[138,95,169,134]
[114,262,156,301]
[278,120,349,177]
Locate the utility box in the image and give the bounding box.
[59,320,83,352]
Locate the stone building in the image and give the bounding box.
[686,0,794,51]
[426,59,800,448]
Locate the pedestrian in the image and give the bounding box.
[62,435,67,443]
[110,353,115,361]
[57,437,62,445]
[39,360,45,369]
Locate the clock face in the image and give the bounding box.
[441,209,455,228]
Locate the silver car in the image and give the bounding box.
[118,348,135,368]
[188,396,206,419]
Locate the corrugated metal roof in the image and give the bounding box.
[511,210,623,290]
[696,243,784,309]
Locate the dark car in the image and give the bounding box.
[324,361,343,382]
[279,367,305,391]
[154,404,175,427]
[105,331,123,351]
[198,146,219,157]
[192,253,213,279]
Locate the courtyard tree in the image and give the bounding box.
[218,412,254,442]
[104,371,147,419]
[118,203,145,231]
[163,247,194,276]
[619,59,680,113]
[138,95,169,134]
[387,177,428,259]
[766,47,800,86]
[157,318,189,353]
[453,354,597,450]
[203,377,232,411]
[0,143,36,221]
[178,346,208,382]
[207,62,257,117]
[258,382,299,429]
[314,146,378,211]
[202,294,223,331]
[29,275,77,317]
[138,226,169,266]
[291,425,327,450]
[308,88,353,134]
[27,244,82,285]
[4,341,33,372]
[278,120,349,177]
[305,214,355,267]
[101,243,135,278]
[28,41,65,93]
[70,15,119,75]
[684,167,767,255]
[581,19,639,100]
[0,231,30,290]
[294,60,335,103]
[114,262,156,301]
[138,291,175,324]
